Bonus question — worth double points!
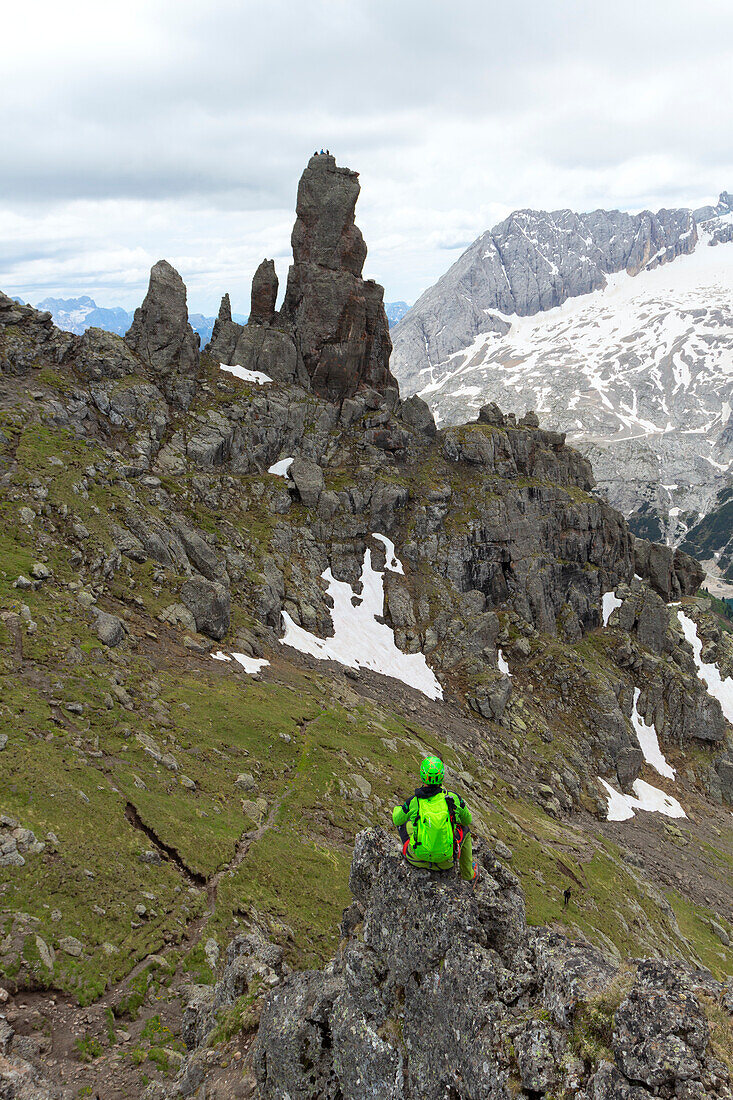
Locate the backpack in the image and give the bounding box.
[414,792,456,863]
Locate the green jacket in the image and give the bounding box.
[392,784,472,840]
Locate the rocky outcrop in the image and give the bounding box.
[207,279,302,387]
[633,538,704,602]
[281,154,399,403]
[125,260,200,408]
[0,291,75,373]
[252,828,732,1100]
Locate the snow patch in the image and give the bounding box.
[211,650,269,674]
[280,535,442,700]
[598,777,686,821]
[220,362,273,385]
[630,688,675,779]
[677,610,733,723]
[602,591,623,627]
[372,533,404,575]
[232,652,270,675]
[268,457,294,478]
[497,648,511,676]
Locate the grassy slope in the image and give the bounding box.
[1,406,732,1009]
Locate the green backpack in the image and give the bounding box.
[414,792,456,862]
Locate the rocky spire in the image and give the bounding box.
[125,260,200,407]
[249,260,278,325]
[281,154,398,403]
[217,292,232,324]
[209,292,233,353]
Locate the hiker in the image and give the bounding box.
[392,755,477,882]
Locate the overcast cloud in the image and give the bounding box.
[2,0,732,314]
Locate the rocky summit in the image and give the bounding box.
[0,158,732,1099]
[250,828,733,1100]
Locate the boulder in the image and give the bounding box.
[180,577,231,640]
[478,402,506,427]
[94,610,126,647]
[289,457,325,509]
[634,538,704,602]
[467,675,512,721]
[400,394,437,437]
[616,746,644,789]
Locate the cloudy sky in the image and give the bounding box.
[2,0,732,315]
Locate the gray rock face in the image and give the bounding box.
[281,154,399,403]
[250,828,728,1100]
[253,828,526,1099]
[392,205,698,395]
[208,156,399,404]
[612,961,710,1090]
[125,260,200,408]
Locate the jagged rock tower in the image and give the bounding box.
[280,154,397,402]
[209,154,399,404]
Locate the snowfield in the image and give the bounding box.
[599,683,682,820]
[416,236,733,455]
[268,457,294,477]
[411,230,733,554]
[280,534,442,700]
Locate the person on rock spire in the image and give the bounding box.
[392,756,477,882]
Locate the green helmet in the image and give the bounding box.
[420,755,444,785]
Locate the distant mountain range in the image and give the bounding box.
[385,300,409,327]
[391,193,733,593]
[12,295,411,345]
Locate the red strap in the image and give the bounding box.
[403,838,410,856]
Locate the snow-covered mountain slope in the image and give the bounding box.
[392,197,733,587]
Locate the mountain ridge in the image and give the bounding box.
[391,193,733,591]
